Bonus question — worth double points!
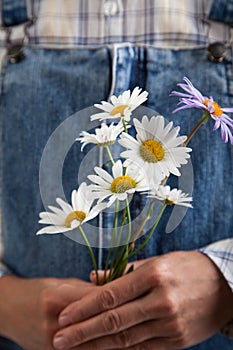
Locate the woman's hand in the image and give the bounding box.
[54,251,233,349]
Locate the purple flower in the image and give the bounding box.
[171,77,233,144]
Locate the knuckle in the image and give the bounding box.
[166,318,188,349]
[103,310,122,332]
[161,292,178,316]
[39,320,55,348]
[39,288,54,315]
[117,329,132,348]
[171,318,186,338]
[134,343,149,350]
[72,326,87,344]
[150,260,168,287]
[172,335,188,349]
[97,288,118,310]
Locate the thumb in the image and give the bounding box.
[89,258,153,284]
[89,270,106,284]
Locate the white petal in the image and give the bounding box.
[48,205,65,216]
[39,213,65,226]
[119,133,140,150]
[93,166,113,183]
[94,102,113,112]
[88,174,111,188]
[112,160,123,178]
[90,112,110,121]
[36,225,72,235]
[56,198,73,214]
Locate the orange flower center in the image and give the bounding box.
[65,211,86,227]
[204,98,223,117]
[110,105,129,116]
[140,139,165,162]
[110,175,136,193]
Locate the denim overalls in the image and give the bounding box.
[0,1,233,349]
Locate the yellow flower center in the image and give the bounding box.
[204,98,223,117]
[110,175,136,193]
[110,104,129,116]
[165,199,175,206]
[65,211,86,227]
[97,140,115,147]
[140,139,165,162]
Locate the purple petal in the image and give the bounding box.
[213,119,220,131]
[221,114,233,129]
[220,123,229,143]
[213,118,233,144]
[172,105,193,113]
[170,91,193,98]
[222,107,233,113]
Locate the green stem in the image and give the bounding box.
[105,146,115,166]
[117,202,167,271]
[130,198,156,243]
[183,112,209,146]
[104,200,120,283]
[122,118,128,133]
[78,226,99,285]
[108,197,132,281]
[125,197,132,245]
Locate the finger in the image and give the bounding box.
[53,285,177,349]
[60,279,96,299]
[58,260,157,327]
[54,293,150,349]
[41,282,96,323]
[89,266,134,284]
[89,259,152,284]
[55,317,181,350]
[113,336,185,350]
[47,283,92,307]
[89,270,106,284]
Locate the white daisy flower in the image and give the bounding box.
[88,160,150,207]
[76,121,128,151]
[119,115,192,184]
[36,182,105,235]
[90,87,148,122]
[148,185,193,208]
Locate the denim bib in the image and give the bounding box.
[0,2,233,350]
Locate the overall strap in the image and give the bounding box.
[0,0,33,27]
[207,0,233,25]
[0,0,35,62]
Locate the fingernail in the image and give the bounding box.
[59,314,72,327]
[53,335,67,350]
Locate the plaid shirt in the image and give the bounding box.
[25,0,229,47]
[0,2,233,335]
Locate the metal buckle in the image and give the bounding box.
[201,16,232,64]
[1,17,35,63]
[207,41,227,63]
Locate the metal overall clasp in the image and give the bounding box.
[202,16,232,63]
[1,18,35,63]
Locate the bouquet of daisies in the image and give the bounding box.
[36,77,233,285]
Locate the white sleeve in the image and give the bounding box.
[200,238,233,292]
[199,238,233,339]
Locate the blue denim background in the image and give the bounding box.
[1,0,28,27]
[1,43,232,349]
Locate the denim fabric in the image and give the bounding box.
[1,43,233,350]
[208,0,233,25]
[1,0,29,27]
[1,4,232,350]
